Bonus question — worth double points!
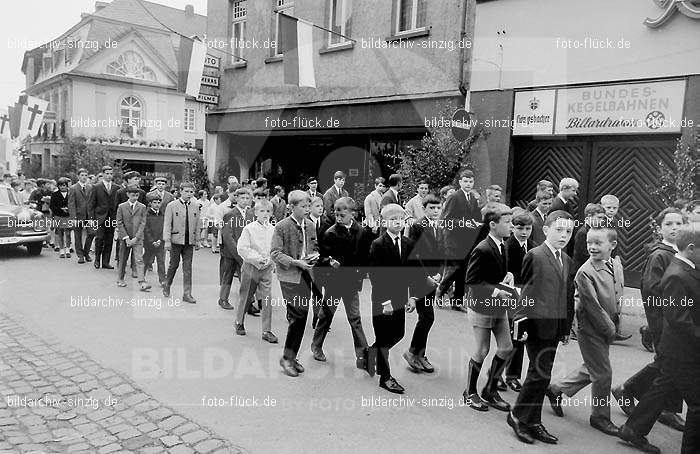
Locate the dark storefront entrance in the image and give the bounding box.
[510,136,678,286]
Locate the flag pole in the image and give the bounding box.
[279,12,357,43]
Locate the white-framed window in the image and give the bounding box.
[119,95,143,137]
[396,0,427,34]
[328,0,350,46]
[231,0,247,63]
[106,51,157,81]
[273,0,294,56]
[184,108,195,131]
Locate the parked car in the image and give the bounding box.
[0,184,49,256]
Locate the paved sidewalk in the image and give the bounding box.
[0,313,245,454]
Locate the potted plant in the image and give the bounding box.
[139,139,147,146]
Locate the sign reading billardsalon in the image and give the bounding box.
[512,80,687,136]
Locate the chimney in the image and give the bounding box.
[185,4,194,16]
[95,1,108,11]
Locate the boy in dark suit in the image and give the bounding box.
[507,210,575,445]
[530,191,553,247]
[404,194,443,373]
[380,174,403,210]
[612,207,686,432]
[144,193,166,287]
[271,190,319,377]
[502,209,535,392]
[550,178,579,256]
[311,197,371,372]
[88,165,118,269]
[368,203,420,394]
[308,195,332,328]
[322,171,348,222]
[219,188,254,312]
[115,185,150,291]
[463,203,515,412]
[68,168,94,263]
[618,225,700,454]
[438,169,482,309]
[548,227,624,436]
[572,203,606,271]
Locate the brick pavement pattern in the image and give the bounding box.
[0,313,245,454]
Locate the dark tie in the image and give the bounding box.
[499,242,504,257]
[465,193,470,204]
[394,236,401,260]
[184,202,190,246]
[555,250,562,269]
[81,185,85,196]
[316,219,320,230]
[522,243,527,254]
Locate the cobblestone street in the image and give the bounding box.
[0,313,244,454]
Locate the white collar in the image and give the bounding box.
[488,233,504,249]
[558,193,567,204]
[517,239,528,249]
[674,253,695,269]
[461,188,472,197]
[535,207,545,219]
[662,240,679,253]
[292,215,306,227]
[390,187,398,196]
[387,230,401,242]
[544,240,561,258]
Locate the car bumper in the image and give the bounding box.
[0,232,49,245]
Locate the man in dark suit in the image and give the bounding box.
[618,226,699,454]
[507,210,575,445]
[147,177,175,209]
[87,165,119,269]
[437,169,482,309]
[68,168,94,263]
[550,178,579,255]
[322,171,348,222]
[311,197,370,372]
[306,177,320,200]
[380,174,403,210]
[219,188,254,311]
[405,194,444,374]
[530,191,553,247]
[368,203,421,394]
[464,204,515,412]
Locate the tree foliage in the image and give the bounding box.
[648,133,699,206]
[182,151,211,193]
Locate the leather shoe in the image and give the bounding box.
[94,260,101,269]
[614,332,632,342]
[618,425,660,454]
[356,357,367,371]
[311,347,326,362]
[235,323,246,336]
[545,386,564,417]
[462,391,488,411]
[85,254,92,262]
[218,300,234,310]
[657,411,684,432]
[496,377,508,392]
[102,264,114,269]
[78,257,85,264]
[590,416,619,436]
[481,389,510,412]
[293,359,304,373]
[162,287,170,298]
[611,384,635,416]
[182,295,197,304]
[279,358,299,377]
[640,326,654,353]
[116,280,127,287]
[528,423,558,444]
[507,412,534,444]
[139,283,152,292]
[247,303,261,317]
[262,331,278,343]
[506,378,522,392]
[402,351,422,372]
[379,377,404,394]
[366,347,377,377]
[418,356,434,373]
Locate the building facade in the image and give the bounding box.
[21,0,208,188]
[469,0,700,284]
[205,0,472,200]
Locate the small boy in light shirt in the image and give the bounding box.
[235,198,277,343]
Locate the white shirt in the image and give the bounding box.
[674,253,695,269]
[237,220,275,269]
[662,240,680,253]
[291,215,307,259]
[534,208,546,221]
[544,240,563,267]
[103,181,112,192]
[517,239,528,250]
[558,194,567,205]
[387,230,402,256]
[488,233,505,255]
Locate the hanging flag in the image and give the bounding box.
[0,108,9,138]
[19,96,48,139]
[8,103,23,140]
[280,14,316,88]
[178,36,207,97]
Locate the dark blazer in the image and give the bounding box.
[658,258,700,363]
[67,183,91,221]
[518,243,574,341]
[440,189,481,260]
[368,232,419,312]
[49,191,70,218]
[87,181,118,224]
[550,195,575,217]
[115,187,147,208]
[572,223,591,271]
[116,201,147,242]
[505,235,534,285]
[466,235,509,315]
[308,214,332,242]
[147,189,175,209]
[640,242,677,303]
[318,221,367,292]
[530,208,547,247]
[323,186,349,221]
[144,208,165,246]
[408,216,444,270]
[221,207,254,262]
[380,188,401,210]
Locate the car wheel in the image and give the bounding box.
[27,242,42,256]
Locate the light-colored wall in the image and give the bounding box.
[207,0,468,110]
[471,0,700,91]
